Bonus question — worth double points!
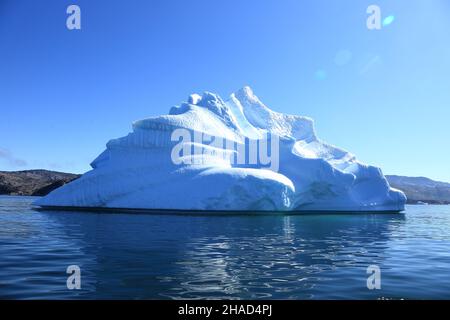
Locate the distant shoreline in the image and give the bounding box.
[1,169,450,205]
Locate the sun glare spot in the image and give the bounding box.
[383,15,395,26]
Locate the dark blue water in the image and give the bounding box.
[1,196,450,299]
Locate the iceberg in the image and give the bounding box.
[35,87,406,212]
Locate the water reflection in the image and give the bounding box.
[12,196,450,299]
[41,208,405,299]
[155,214,406,299]
[0,197,96,299]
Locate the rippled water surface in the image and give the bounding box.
[1,196,450,299]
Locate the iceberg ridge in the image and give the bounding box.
[35,87,406,212]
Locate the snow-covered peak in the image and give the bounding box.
[230,87,317,141]
[188,93,202,105]
[138,87,318,142]
[193,91,238,131]
[234,86,260,104]
[196,91,226,112]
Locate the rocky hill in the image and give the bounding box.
[386,175,450,204]
[0,170,80,196]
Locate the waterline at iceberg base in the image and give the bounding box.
[34,87,406,212]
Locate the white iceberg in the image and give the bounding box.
[35,87,406,212]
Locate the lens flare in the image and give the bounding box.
[314,69,327,80]
[383,15,395,26]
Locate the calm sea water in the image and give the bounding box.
[0,195,449,299]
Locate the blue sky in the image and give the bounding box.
[1,0,449,182]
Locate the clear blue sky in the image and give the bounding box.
[1,0,449,182]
